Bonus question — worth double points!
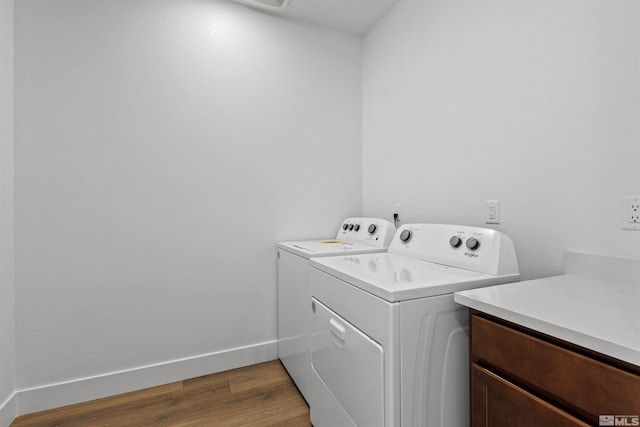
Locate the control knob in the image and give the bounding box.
[449,236,462,248]
[354,224,360,231]
[348,224,354,231]
[342,223,349,231]
[399,229,412,243]
[367,224,377,234]
[466,237,480,250]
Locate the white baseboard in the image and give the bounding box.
[0,392,16,427]
[15,340,277,418]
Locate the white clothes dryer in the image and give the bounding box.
[308,224,520,427]
[277,217,395,402]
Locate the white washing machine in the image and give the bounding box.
[277,217,396,402]
[308,223,520,427]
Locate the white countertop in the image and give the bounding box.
[454,252,640,367]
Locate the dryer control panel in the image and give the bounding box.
[336,217,395,248]
[389,224,519,276]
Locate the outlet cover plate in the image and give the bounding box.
[486,200,500,224]
[622,196,640,230]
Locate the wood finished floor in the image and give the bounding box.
[11,360,311,427]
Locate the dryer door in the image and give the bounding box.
[311,297,384,427]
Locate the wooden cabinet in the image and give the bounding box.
[471,364,588,427]
[470,311,640,427]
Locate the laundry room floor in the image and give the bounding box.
[11,360,310,426]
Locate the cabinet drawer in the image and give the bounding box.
[472,363,589,427]
[471,314,640,420]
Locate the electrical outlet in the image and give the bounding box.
[622,196,640,230]
[486,200,500,224]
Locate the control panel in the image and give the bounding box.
[389,224,519,276]
[336,217,396,248]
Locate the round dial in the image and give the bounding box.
[449,236,462,248]
[399,229,412,243]
[348,224,354,231]
[367,224,378,234]
[466,237,480,250]
[354,224,361,231]
[342,223,349,231]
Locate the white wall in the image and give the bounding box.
[14,0,362,405]
[0,0,16,424]
[363,0,640,279]
[10,0,640,420]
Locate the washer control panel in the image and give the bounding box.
[336,217,396,248]
[390,224,519,276]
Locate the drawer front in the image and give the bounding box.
[471,314,640,421]
[472,364,590,427]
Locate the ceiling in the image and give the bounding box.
[230,0,400,35]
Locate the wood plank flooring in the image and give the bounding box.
[11,360,311,427]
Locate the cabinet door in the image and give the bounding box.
[471,364,589,427]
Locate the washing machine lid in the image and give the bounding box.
[278,240,387,259]
[311,252,520,302]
